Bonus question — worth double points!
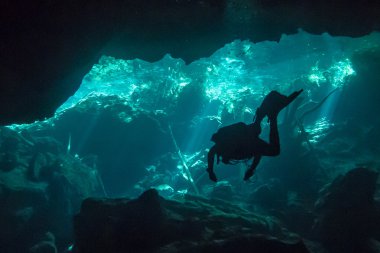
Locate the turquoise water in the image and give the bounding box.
[8,31,380,196]
[2,30,380,253]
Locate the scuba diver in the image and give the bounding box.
[207,89,303,182]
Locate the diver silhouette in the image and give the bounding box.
[207,90,303,182]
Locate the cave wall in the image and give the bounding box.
[1,0,379,125]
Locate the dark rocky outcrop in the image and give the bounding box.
[29,232,57,253]
[74,188,311,253]
[0,127,100,253]
[1,0,380,125]
[198,235,310,253]
[314,167,379,253]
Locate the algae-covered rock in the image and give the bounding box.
[74,189,309,253]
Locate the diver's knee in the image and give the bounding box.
[269,146,280,156]
[207,146,215,157]
[208,146,216,159]
[273,147,280,156]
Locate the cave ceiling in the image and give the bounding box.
[1,0,379,125]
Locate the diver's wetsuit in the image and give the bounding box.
[207,115,279,182]
[206,89,303,182]
[260,116,280,157]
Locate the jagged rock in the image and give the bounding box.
[27,153,59,182]
[283,194,315,238]
[74,189,165,253]
[0,183,47,211]
[0,152,19,172]
[74,189,308,253]
[29,241,57,253]
[314,167,378,253]
[0,129,101,252]
[1,1,380,125]
[33,137,64,155]
[157,235,310,253]
[200,235,310,253]
[249,179,287,210]
[0,184,48,253]
[0,128,22,172]
[210,180,234,200]
[29,232,57,253]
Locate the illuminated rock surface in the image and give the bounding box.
[1,0,380,124]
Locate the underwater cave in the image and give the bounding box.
[1,1,380,253]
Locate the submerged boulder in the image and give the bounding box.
[29,232,57,253]
[74,189,310,253]
[199,235,310,253]
[74,189,165,252]
[314,167,378,253]
[0,127,101,252]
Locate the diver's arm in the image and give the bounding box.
[244,155,262,180]
[207,146,218,182]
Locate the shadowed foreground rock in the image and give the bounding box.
[0,127,100,253]
[74,189,310,253]
[315,167,379,253]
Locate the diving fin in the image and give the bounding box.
[257,89,303,120]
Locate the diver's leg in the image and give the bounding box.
[257,117,280,156]
[268,117,280,156]
[207,145,218,182]
[254,106,265,124]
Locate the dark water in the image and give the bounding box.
[1,31,380,252]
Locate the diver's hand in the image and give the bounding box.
[244,169,254,181]
[207,169,217,182]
